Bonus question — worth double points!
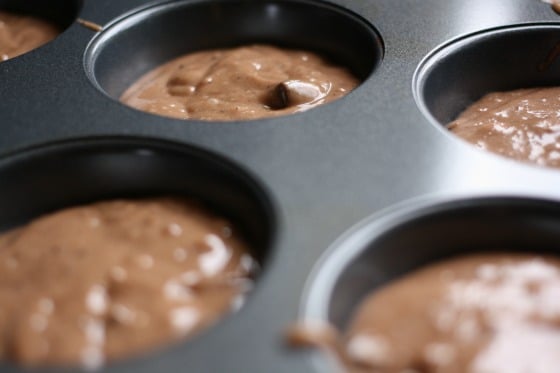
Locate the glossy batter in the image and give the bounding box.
[448,87,560,168]
[343,254,560,372]
[0,198,256,368]
[0,11,59,61]
[288,254,560,372]
[121,44,359,121]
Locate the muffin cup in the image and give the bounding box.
[302,196,560,371]
[84,0,383,109]
[414,23,560,128]
[0,136,276,371]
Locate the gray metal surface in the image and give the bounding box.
[1,0,560,372]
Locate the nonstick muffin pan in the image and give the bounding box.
[3,0,560,372]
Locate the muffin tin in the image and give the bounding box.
[2,0,560,372]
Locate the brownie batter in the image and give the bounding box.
[289,254,560,372]
[0,11,59,61]
[448,87,560,168]
[0,198,256,368]
[120,44,359,121]
[343,254,560,372]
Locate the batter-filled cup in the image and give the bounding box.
[85,0,383,121]
[294,197,560,372]
[414,24,560,169]
[0,137,276,368]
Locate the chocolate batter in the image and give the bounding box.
[121,44,359,121]
[292,254,560,373]
[448,87,560,168]
[0,198,256,367]
[0,11,59,61]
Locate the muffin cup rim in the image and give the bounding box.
[300,193,560,320]
[413,21,560,126]
[0,134,281,249]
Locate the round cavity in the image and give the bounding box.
[303,196,560,369]
[0,0,82,39]
[0,136,275,263]
[414,24,560,127]
[84,0,383,115]
[0,137,276,367]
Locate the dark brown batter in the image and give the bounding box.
[289,254,560,372]
[120,44,359,121]
[0,11,59,61]
[0,198,256,368]
[448,87,560,168]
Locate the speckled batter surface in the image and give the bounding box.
[0,198,255,368]
[121,44,358,121]
[344,254,560,372]
[449,87,560,168]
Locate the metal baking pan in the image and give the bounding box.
[1,0,560,372]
